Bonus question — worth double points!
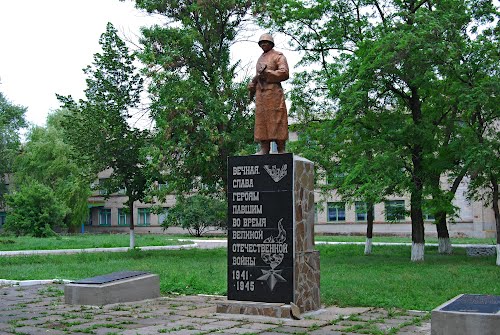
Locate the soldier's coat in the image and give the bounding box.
[248,49,289,142]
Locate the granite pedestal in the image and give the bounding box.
[220,154,320,318]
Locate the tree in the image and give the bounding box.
[0,92,26,206]
[4,180,66,237]
[289,118,405,255]
[256,0,499,261]
[457,28,500,265]
[58,23,148,248]
[131,0,255,196]
[161,194,227,237]
[11,110,91,233]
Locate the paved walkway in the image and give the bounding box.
[0,283,430,335]
[0,240,228,257]
[0,239,484,258]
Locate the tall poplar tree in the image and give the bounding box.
[130,0,255,197]
[58,23,148,248]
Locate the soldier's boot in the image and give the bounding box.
[256,141,270,155]
[277,140,286,154]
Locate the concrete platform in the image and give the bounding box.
[431,294,500,335]
[64,271,160,305]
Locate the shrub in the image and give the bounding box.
[161,194,226,237]
[4,180,66,237]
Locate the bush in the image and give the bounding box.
[161,194,227,237]
[4,180,66,237]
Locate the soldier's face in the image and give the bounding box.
[259,41,273,52]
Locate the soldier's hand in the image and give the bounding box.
[259,70,267,81]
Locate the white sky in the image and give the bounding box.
[0,0,297,128]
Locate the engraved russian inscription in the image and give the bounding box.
[227,154,294,303]
[442,294,500,314]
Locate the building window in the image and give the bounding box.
[98,208,112,226]
[118,208,129,226]
[98,178,108,195]
[385,200,405,222]
[327,202,345,222]
[137,208,151,226]
[355,202,374,222]
[158,207,169,225]
[423,212,435,221]
[0,212,6,227]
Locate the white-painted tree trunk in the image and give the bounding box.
[411,242,425,262]
[130,229,135,249]
[364,238,373,255]
[438,237,453,254]
[496,245,500,266]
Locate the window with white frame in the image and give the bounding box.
[355,202,373,221]
[327,202,346,222]
[158,207,169,224]
[423,212,435,221]
[118,208,129,226]
[98,208,111,226]
[98,178,108,195]
[385,200,405,222]
[137,208,151,226]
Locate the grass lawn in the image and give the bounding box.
[1,244,498,311]
[0,234,193,251]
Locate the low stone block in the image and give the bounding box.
[431,294,500,335]
[466,245,496,257]
[65,272,160,305]
[216,300,291,318]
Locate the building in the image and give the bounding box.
[85,169,176,234]
[1,161,498,238]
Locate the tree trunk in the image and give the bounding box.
[429,173,453,254]
[365,202,374,255]
[128,197,135,249]
[436,211,452,254]
[411,183,425,262]
[408,86,425,261]
[491,176,500,266]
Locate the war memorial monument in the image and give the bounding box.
[216,34,320,318]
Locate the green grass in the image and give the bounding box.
[0,234,193,251]
[0,248,227,296]
[1,245,499,311]
[319,244,500,310]
[315,235,496,245]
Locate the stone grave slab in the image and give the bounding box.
[65,271,159,305]
[431,294,500,335]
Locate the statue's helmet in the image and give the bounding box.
[258,33,274,47]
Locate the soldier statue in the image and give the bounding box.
[248,34,289,155]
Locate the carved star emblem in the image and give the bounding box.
[257,268,286,291]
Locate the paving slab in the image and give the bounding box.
[0,283,431,335]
